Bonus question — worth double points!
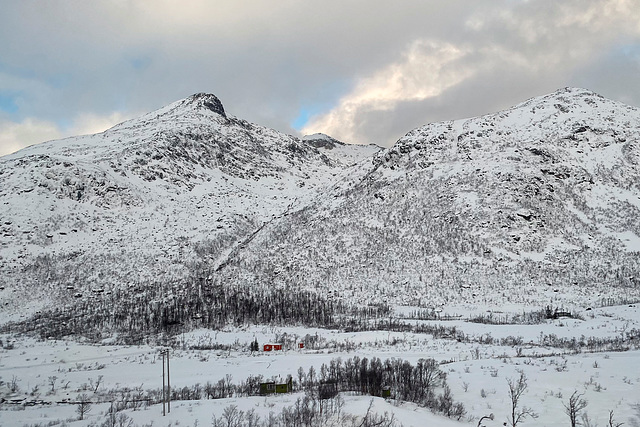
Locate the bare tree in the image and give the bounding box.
[29,384,40,396]
[359,399,397,427]
[245,408,261,427]
[221,404,244,427]
[76,393,92,420]
[103,409,134,427]
[298,366,306,390]
[48,375,58,392]
[9,375,20,393]
[564,390,588,427]
[506,372,537,427]
[581,413,596,427]
[224,374,234,397]
[607,410,623,427]
[89,375,104,393]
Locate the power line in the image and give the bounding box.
[162,350,165,417]
[161,348,170,416]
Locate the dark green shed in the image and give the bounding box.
[260,378,292,395]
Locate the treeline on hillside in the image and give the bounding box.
[306,356,461,415]
[5,280,390,343]
[172,356,457,411]
[75,356,465,424]
[213,356,465,422]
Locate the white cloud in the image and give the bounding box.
[301,0,640,146]
[0,112,131,157]
[69,112,130,137]
[301,40,472,144]
[1,0,640,149]
[0,118,62,157]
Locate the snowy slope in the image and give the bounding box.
[303,132,381,165]
[0,93,379,321]
[4,88,640,427]
[219,88,640,309]
[1,88,639,327]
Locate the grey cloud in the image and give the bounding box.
[0,0,639,154]
[345,74,567,147]
[573,46,640,107]
[303,0,640,145]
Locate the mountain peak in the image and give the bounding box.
[516,87,609,111]
[302,133,345,149]
[186,93,226,117]
[556,86,595,95]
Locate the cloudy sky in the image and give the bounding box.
[1,0,639,156]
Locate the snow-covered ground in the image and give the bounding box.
[2,303,639,426]
[2,88,640,427]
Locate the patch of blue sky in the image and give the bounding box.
[292,107,321,130]
[291,80,351,130]
[0,60,35,79]
[0,93,18,114]
[601,43,640,71]
[0,59,69,89]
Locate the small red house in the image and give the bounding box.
[263,344,283,352]
[298,343,304,349]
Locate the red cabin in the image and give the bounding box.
[263,344,273,352]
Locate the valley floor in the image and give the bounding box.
[1,303,639,427]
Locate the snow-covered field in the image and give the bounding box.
[2,303,639,427]
[2,89,640,426]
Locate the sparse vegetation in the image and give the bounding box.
[2,88,640,426]
[564,391,588,427]
[506,372,537,426]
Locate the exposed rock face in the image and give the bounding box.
[190,93,227,117]
[303,133,345,149]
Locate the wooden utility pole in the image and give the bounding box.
[167,349,171,413]
[162,351,166,416]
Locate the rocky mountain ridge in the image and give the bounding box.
[216,88,640,308]
[1,87,639,325]
[0,93,379,321]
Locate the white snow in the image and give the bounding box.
[1,303,639,426]
[2,88,640,426]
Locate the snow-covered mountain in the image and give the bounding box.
[0,93,379,321]
[1,87,639,326]
[217,88,640,308]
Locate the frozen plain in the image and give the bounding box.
[1,303,639,427]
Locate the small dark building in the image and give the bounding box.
[263,343,283,352]
[260,378,292,395]
[381,386,392,398]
